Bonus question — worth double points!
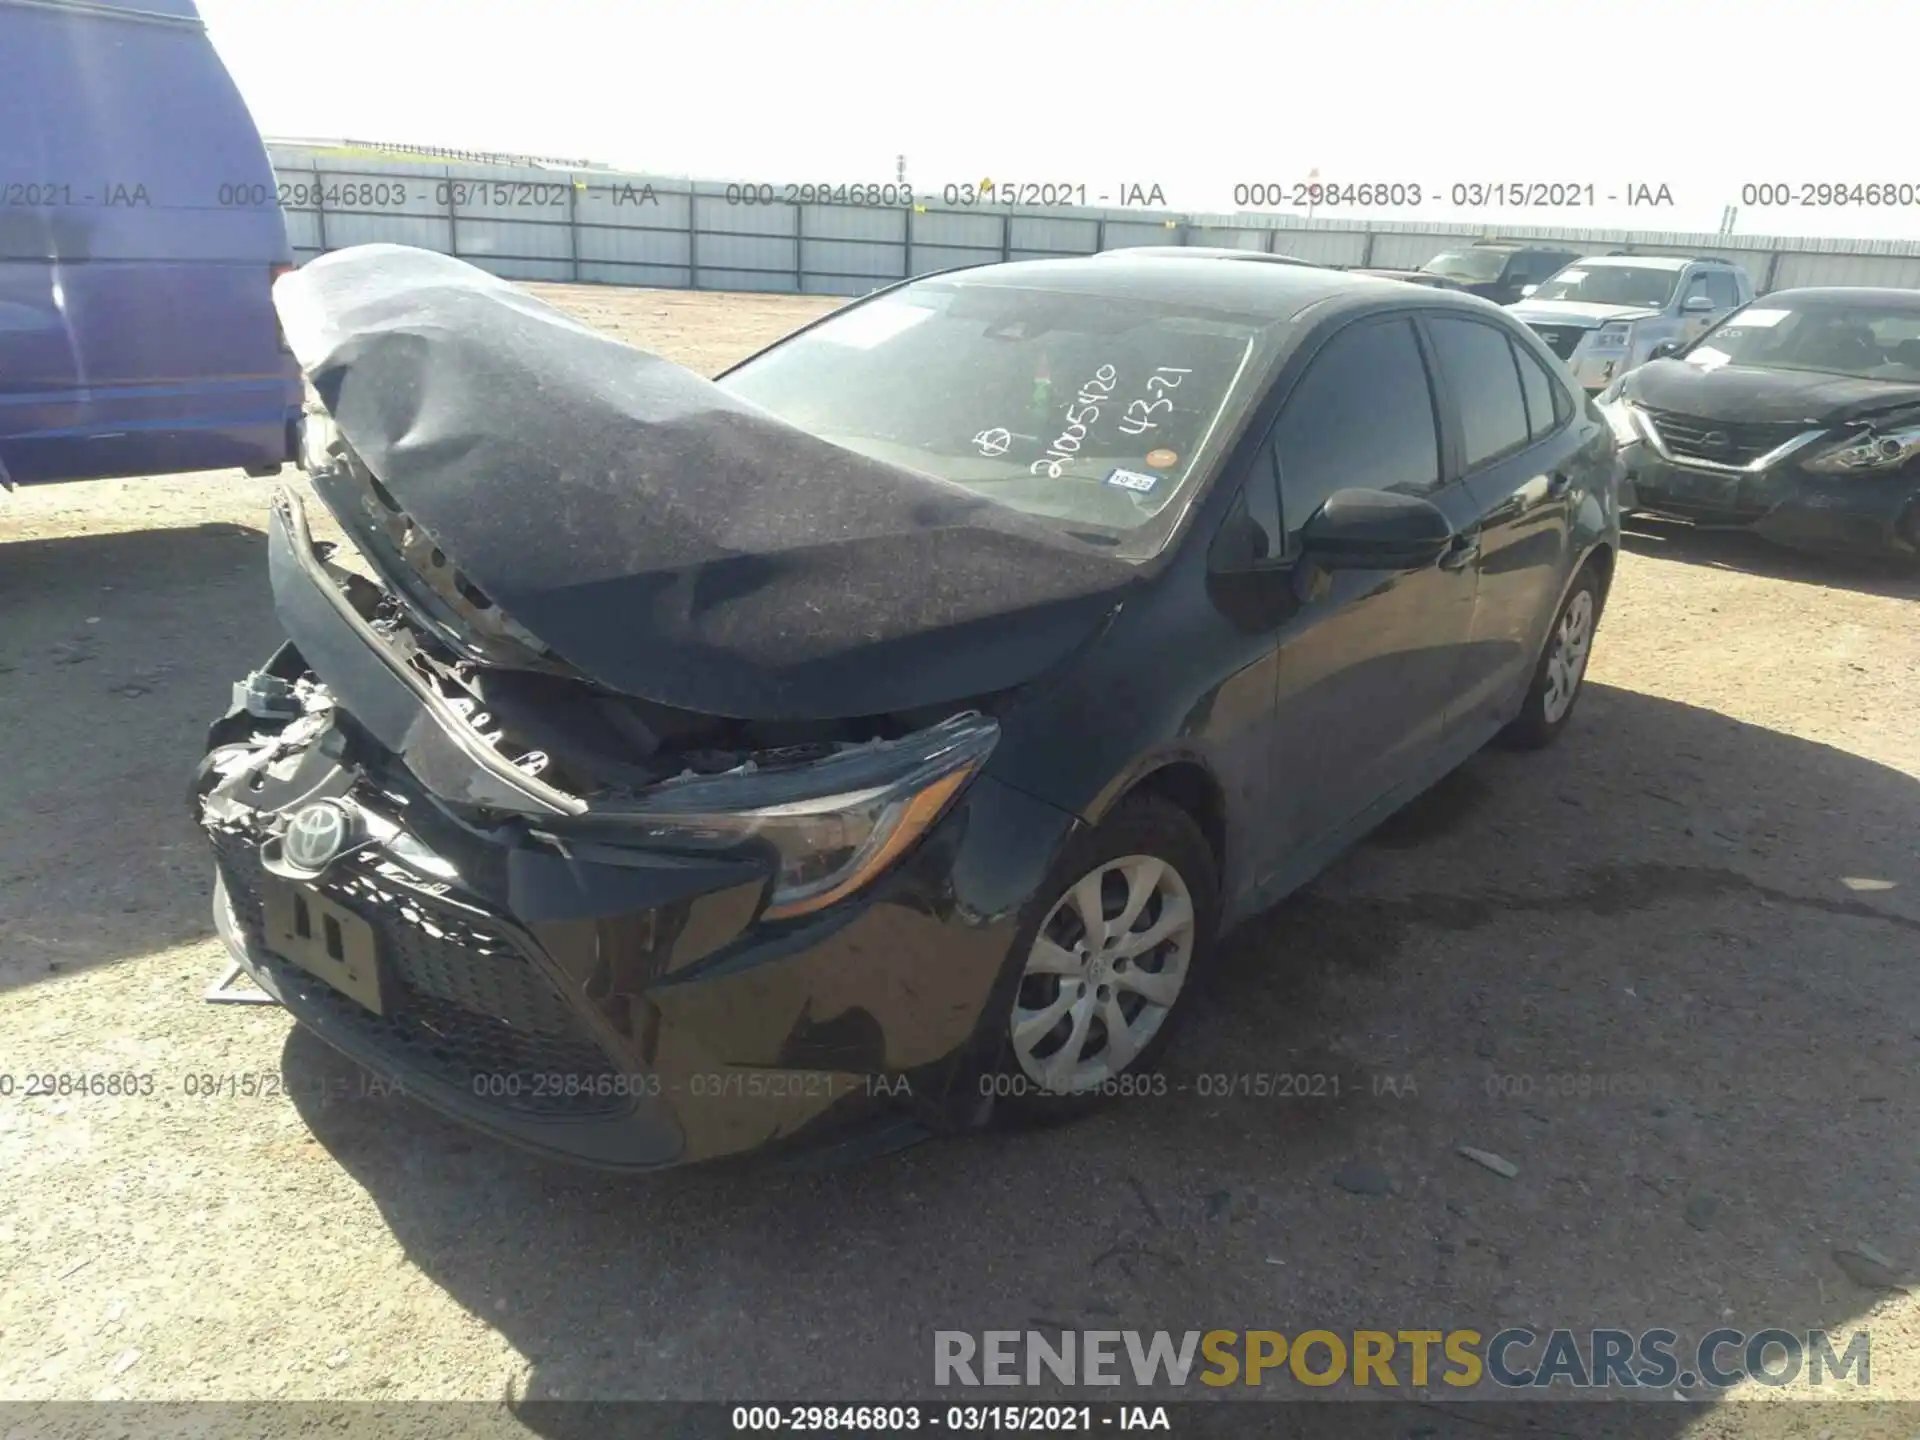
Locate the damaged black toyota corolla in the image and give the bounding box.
[197,243,1619,1170]
[1600,286,1920,559]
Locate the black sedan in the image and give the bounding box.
[196,244,1620,1170]
[1602,286,1920,559]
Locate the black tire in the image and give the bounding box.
[1498,562,1604,750]
[986,792,1220,1125]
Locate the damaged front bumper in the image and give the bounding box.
[196,490,1083,1170]
[1622,444,1920,559]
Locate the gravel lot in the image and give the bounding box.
[3,282,1918,1433]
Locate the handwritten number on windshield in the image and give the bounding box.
[1118,368,1192,437]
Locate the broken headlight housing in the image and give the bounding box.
[1597,395,1645,448]
[1803,423,1920,475]
[605,713,999,921]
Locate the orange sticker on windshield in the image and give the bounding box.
[1145,448,1178,468]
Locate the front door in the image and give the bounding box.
[1260,314,1482,871]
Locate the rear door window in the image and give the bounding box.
[1425,316,1532,469]
[1510,338,1564,442]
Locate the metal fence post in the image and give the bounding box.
[689,187,700,290]
[794,201,804,292]
[312,168,329,256]
[445,168,459,258]
[568,176,581,282]
[1762,250,1783,294]
[904,204,915,277]
[1360,229,1375,266]
[1001,211,1012,264]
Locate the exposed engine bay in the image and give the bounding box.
[289,424,963,808]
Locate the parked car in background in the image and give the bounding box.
[1416,241,1581,305]
[195,244,1619,1171]
[1599,287,1920,560]
[0,0,300,487]
[1349,268,1464,290]
[1509,255,1753,395]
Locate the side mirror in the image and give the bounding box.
[1682,294,1715,312]
[1300,488,1455,571]
[1648,339,1685,361]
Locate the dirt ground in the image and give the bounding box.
[3,282,1918,1434]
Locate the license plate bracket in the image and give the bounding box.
[261,877,386,1015]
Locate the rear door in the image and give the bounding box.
[1420,312,1589,733]
[1261,313,1483,868]
[0,0,299,484]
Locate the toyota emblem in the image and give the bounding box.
[283,800,353,874]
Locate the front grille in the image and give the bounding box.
[211,830,625,1118]
[1527,324,1587,361]
[1640,409,1813,468]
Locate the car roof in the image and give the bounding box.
[938,252,1508,324]
[1761,286,1920,310]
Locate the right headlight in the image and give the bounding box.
[603,713,999,921]
[1802,424,1920,475]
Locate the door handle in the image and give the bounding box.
[1546,471,1573,499]
[1438,533,1481,571]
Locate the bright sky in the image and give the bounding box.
[201,0,1920,242]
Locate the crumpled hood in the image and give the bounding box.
[273,244,1141,723]
[1623,357,1920,425]
[1508,300,1661,328]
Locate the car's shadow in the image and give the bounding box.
[283,682,1920,1426]
[0,521,278,992]
[1622,513,1920,600]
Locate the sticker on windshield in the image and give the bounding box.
[1145,447,1179,468]
[1687,346,1731,371]
[817,300,934,350]
[1726,308,1790,328]
[1106,468,1160,494]
[1555,269,1587,284]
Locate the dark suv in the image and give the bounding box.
[1417,242,1583,306]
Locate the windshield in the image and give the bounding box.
[1419,249,1508,283]
[1529,264,1678,308]
[1683,303,1920,383]
[718,279,1277,558]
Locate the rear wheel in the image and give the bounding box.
[1499,564,1602,750]
[992,793,1218,1122]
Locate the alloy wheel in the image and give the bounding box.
[1009,854,1196,1093]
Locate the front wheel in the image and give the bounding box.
[991,793,1219,1123]
[1499,563,1603,750]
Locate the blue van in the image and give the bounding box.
[0,0,302,486]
